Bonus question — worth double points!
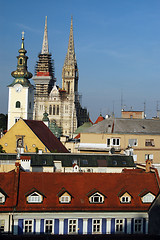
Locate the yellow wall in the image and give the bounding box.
[80,133,160,164]
[0,119,50,153]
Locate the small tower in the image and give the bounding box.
[7,32,34,130]
[62,17,78,94]
[33,16,55,98]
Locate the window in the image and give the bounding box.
[0,193,5,204]
[93,219,101,233]
[112,138,120,146]
[107,138,120,147]
[145,139,155,147]
[134,219,142,233]
[17,137,23,148]
[145,154,153,160]
[142,193,155,203]
[53,105,55,115]
[15,117,20,123]
[60,195,70,203]
[90,193,103,203]
[68,219,77,234]
[49,105,52,115]
[45,220,53,234]
[57,105,59,115]
[19,58,23,65]
[15,101,21,108]
[65,105,68,113]
[0,220,5,233]
[128,139,137,147]
[24,220,33,233]
[29,102,31,109]
[28,192,42,203]
[115,219,124,233]
[121,196,131,203]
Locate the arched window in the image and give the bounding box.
[57,105,59,115]
[17,138,23,148]
[53,105,55,115]
[49,105,52,115]
[15,101,21,108]
[67,82,70,94]
[19,58,23,65]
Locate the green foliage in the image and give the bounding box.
[0,114,7,131]
[0,145,6,153]
[35,147,39,153]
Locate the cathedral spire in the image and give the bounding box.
[41,16,49,54]
[64,16,76,66]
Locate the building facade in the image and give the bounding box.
[33,17,89,138]
[7,33,34,130]
[0,166,159,235]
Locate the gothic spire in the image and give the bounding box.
[41,16,49,54]
[64,16,77,66]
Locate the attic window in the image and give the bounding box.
[119,192,131,203]
[141,193,155,203]
[60,196,70,203]
[27,192,42,203]
[145,139,155,147]
[90,193,104,204]
[0,193,5,204]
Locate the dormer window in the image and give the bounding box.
[27,192,42,203]
[59,193,71,204]
[0,193,5,204]
[89,193,104,204]
[119,191,132,204]
[141,192,155,203]
[60,196,70,203]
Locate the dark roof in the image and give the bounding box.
[0,170,159,212]
[84,118,160,135]
[17,153,135,168]
[24,120,68,153]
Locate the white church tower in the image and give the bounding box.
[7,32,34,130]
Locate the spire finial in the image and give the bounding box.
[22,31,25,40]
[41,16,49,54]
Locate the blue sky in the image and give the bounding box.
[1,0,160,121]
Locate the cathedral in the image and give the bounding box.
[8,17,89,138]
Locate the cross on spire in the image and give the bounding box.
[41,16,49,54]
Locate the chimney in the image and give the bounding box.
[146,159,152,173]
[15,161,20,173]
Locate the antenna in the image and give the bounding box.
[144,101,146,118]
[157,101,160,118]
[121,91,123,111]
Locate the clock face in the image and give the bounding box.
[14,84,22,93]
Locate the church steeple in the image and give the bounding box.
[10,32,32,86]
[62,17,78,94]
[41,16,49,54]
[33,16,56,97]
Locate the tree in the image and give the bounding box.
[0,114,7,131]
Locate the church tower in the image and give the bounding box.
[62,16,78,94]
[8,33,34,130]
[33,16,55,98]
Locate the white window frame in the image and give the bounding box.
[28,192,42,203]
[60,195,70,203]
[120,196,131,203]
[142,193,155,203]
[107,138,120,147]
[44,219,54,234]
[68,219,78,234]
[90,193,103,204]
[128,139,138,147]
[134,219,143,233]
[145,154,153,160]
[23,219,33,233]
[115,219,124,233]
[92,219,102,234]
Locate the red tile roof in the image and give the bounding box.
[0,169,159,212]
[24,120,68,153]
[94,114,104,124]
